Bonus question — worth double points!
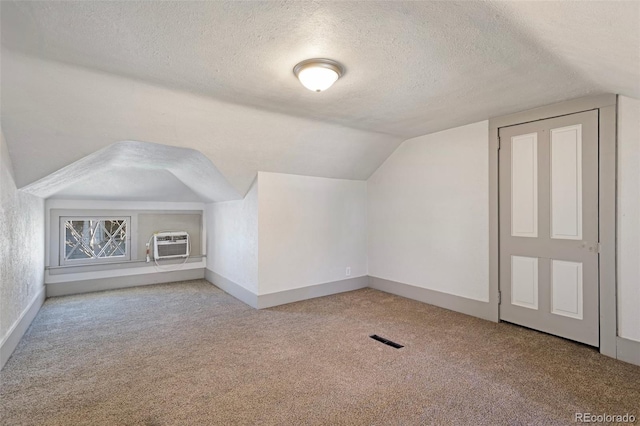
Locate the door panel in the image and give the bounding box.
[550,125,583,240]
[511,133,538,238]
[511,256,539,310]
[499,110,599,347]
[551,260,583,320]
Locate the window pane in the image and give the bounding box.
[64,219,127,261]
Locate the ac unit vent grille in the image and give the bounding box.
[156,235,188,243]
[153,232,190,259]
[157,243,188,258]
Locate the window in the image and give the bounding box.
[61,217,130,265]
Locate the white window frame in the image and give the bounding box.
[60,216,131,266]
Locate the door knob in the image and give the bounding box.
[581,241,600,253]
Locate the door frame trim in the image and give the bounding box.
[488,94,617,358]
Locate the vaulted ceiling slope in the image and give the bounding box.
[1,1,638,200]
[0,50,402,197]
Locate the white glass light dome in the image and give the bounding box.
[293,59,344,92]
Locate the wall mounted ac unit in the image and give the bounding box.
[153,232,190,259]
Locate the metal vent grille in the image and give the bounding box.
[157,243,188,258]
[153,232,190,259]
[369,334,404,349]
[156,235,187,243]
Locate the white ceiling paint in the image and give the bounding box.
[489,1,640,98]
[23,141,241,202]
[3,1,637,138]
[1,1,638,201]
[47,168,204,203]
[2,50,401,197]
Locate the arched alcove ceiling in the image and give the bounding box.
[22,141,242,202]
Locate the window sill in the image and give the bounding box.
[46,255,206,275]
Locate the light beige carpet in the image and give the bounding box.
[1,280,638,425]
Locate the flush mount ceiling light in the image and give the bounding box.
[293,58,344,92]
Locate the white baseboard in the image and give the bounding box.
[368,276,495,322]
[1,286,46,370]
[257,276,369,309]
[206,271,492,318]
[46,268,205,297]
[617,337,640,367]
[204,269,369,310]
[205,269,258,308]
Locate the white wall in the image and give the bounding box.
[258,172,367,295]
[0,130,45,344]
[617,95,640,342]
[367,121,489,302]
[206,181,259,293]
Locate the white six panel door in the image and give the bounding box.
[499,110,599,346]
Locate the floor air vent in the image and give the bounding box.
[369,334,404,349]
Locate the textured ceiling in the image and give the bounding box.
[23,141,241,202]
[1,1,638,201]
[1,50,400,198]
[47,168,204,203]
[3,1,638,138]
[490,1,640,98]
